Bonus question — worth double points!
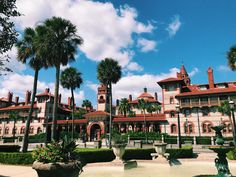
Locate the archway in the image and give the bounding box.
[90,124,102,141]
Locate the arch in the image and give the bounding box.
[184,121,194,134]
[202,121,213,133]
[222,120,232,133]
[87,122,105,141]
[170,124,177,133]
[87,123,102,141]
[29,127,34,134]
[37,127,42,134]
[4,127,9,134]
[20,127,25,134]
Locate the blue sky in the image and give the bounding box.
[1,0,236,107]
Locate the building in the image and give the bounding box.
[0,65,235,141]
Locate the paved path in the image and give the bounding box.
[0,153,235,177]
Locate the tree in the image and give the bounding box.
[16,27,45,152]
[147,103,161,115]
[82,99,92,109]
[36,17,83,141]
[227,45,236,71]
[136,98,149,143]
[97,58,122,148]
[118,98,131,117]
[218,100,235,138]
[0,0,20,54]
[60,67,83,139]
[0,55,12,76]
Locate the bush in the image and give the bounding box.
[28,133,46,143]
[164,137,177,144]
[0,152,33,165]
[166,146,193,159]
[2,137,17,143]
[75,148,115,164]
[123,148,155,160]
[126,131,162,141]
[196,137,211,145]
[0,145,20,152]
[227,148,236,160]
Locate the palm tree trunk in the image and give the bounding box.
[71,88,75,140]
[22,69,39,152]
[144,110,147,143]
[109,83,112,149]
[13,118,16,140]
[52,65,60,141]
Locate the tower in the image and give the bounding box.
[97,85,109,111]
[177,65,191,86]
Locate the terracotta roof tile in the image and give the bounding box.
[0,104,38,111]
[84,111,110,118]
[158,77,183,84]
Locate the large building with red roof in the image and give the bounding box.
[0,65,234,141]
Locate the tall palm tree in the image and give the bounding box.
[82,99,92,109]
[118,98,131,117]
[97,58,122,148]
[36,17,83,141]
[218,100,235,138]
[137,98,149,143]
[9,110,19,140]
[16,27,44,152]
[60,67,83,139]
[227,45,236,70]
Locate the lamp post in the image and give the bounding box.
[176,104,182,149]
[229,101,236,145]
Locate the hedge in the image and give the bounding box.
[0,145,20,152]
[0,152,33,165]
[227,148,236,160]
[123,148,155,160]
[166,146,193,159]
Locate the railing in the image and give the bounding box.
[210,100,219,106]
[191,102,199,107]
[200,101,209,107]
[181,102,191,108]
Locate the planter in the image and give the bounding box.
[32,160,82,177]
[112,143,127,161]
[153,141,167,156]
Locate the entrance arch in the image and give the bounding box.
[87,122,105,141]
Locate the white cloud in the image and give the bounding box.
[14,0,154,70]
[0,73,85,105]
[125,62,143,72]
[217,65,231,72]
[60,64,70,71]
[166,15,181,37]
[87,67,179,102]
[137,38,157,52]
[189,67,199,77]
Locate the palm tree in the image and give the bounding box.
[147,103,161,115]
[16,27,44,152]
[218,101,235,138]
[227,45,236,70]
[60,67,83,139]
[97,58,122,148]
[9,111,19,140]
[118,98,131,117]
[136,98,149,143]
[36,17,83,141]
[82,99,92,110]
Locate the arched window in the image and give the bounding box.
[171,124,177,133]
[20,127,25,134]
[37,127,42,134]
[184,122,194,134]
[202,121,212,133]
[29,127,34,134]
[223,121,232,133]
[4,127,9,134]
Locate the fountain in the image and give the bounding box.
[151,141,169,163]
[195,124,235,177]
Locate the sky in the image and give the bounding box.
[1,0,236,108]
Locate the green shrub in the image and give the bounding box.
[164,137,177,144]
[126,131,162,141]
[196,137,211,145]
[75,148,115,164]
[2,137,16,143]
[0,152,33,165]
[227,148,236,160]
[166,146,193,159]
[0,145,20,152]
[123,148,155,160]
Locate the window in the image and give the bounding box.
[171,124,177,133]
[183,109,191,117]
[202,121,212,133]
[29,127,34,134]
[223,121,232,133]
[170,111,175,118]
[184,122,194,134]
[4,127,9,134]
[20,127,25,134]
[37,127,42,134]
[170,97,174,104]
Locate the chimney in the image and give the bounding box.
[116,99,120,106]
[7,92,13,104]
[25,91,31,105]
[207,67,214,89]
[68,97,72,107]
[144,87,147,93]
[45,88,50,93]
[129,94,132,101]
[58,94,61,104]
[15,96,19,105]
[155,92,158,101]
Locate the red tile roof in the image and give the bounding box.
[84,111,110,118]
[138,92,154,99]
[129,99,160,104]
[176,87,236,97]
[158,77,183,84]
[0,104,38,111]
[48,119,87,124]
[36,92,54,97]
[113,113,166,123]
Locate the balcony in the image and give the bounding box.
[200,101,209,107]
[181,102,191,108]
[191,101,200,107]
[210,99,219,106]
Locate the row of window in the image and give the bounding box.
[0,127,42,135]
[0,118,42,124]
[170,121,232,134]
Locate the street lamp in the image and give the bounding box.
[175,103,182,149]
[229,101,236,145]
